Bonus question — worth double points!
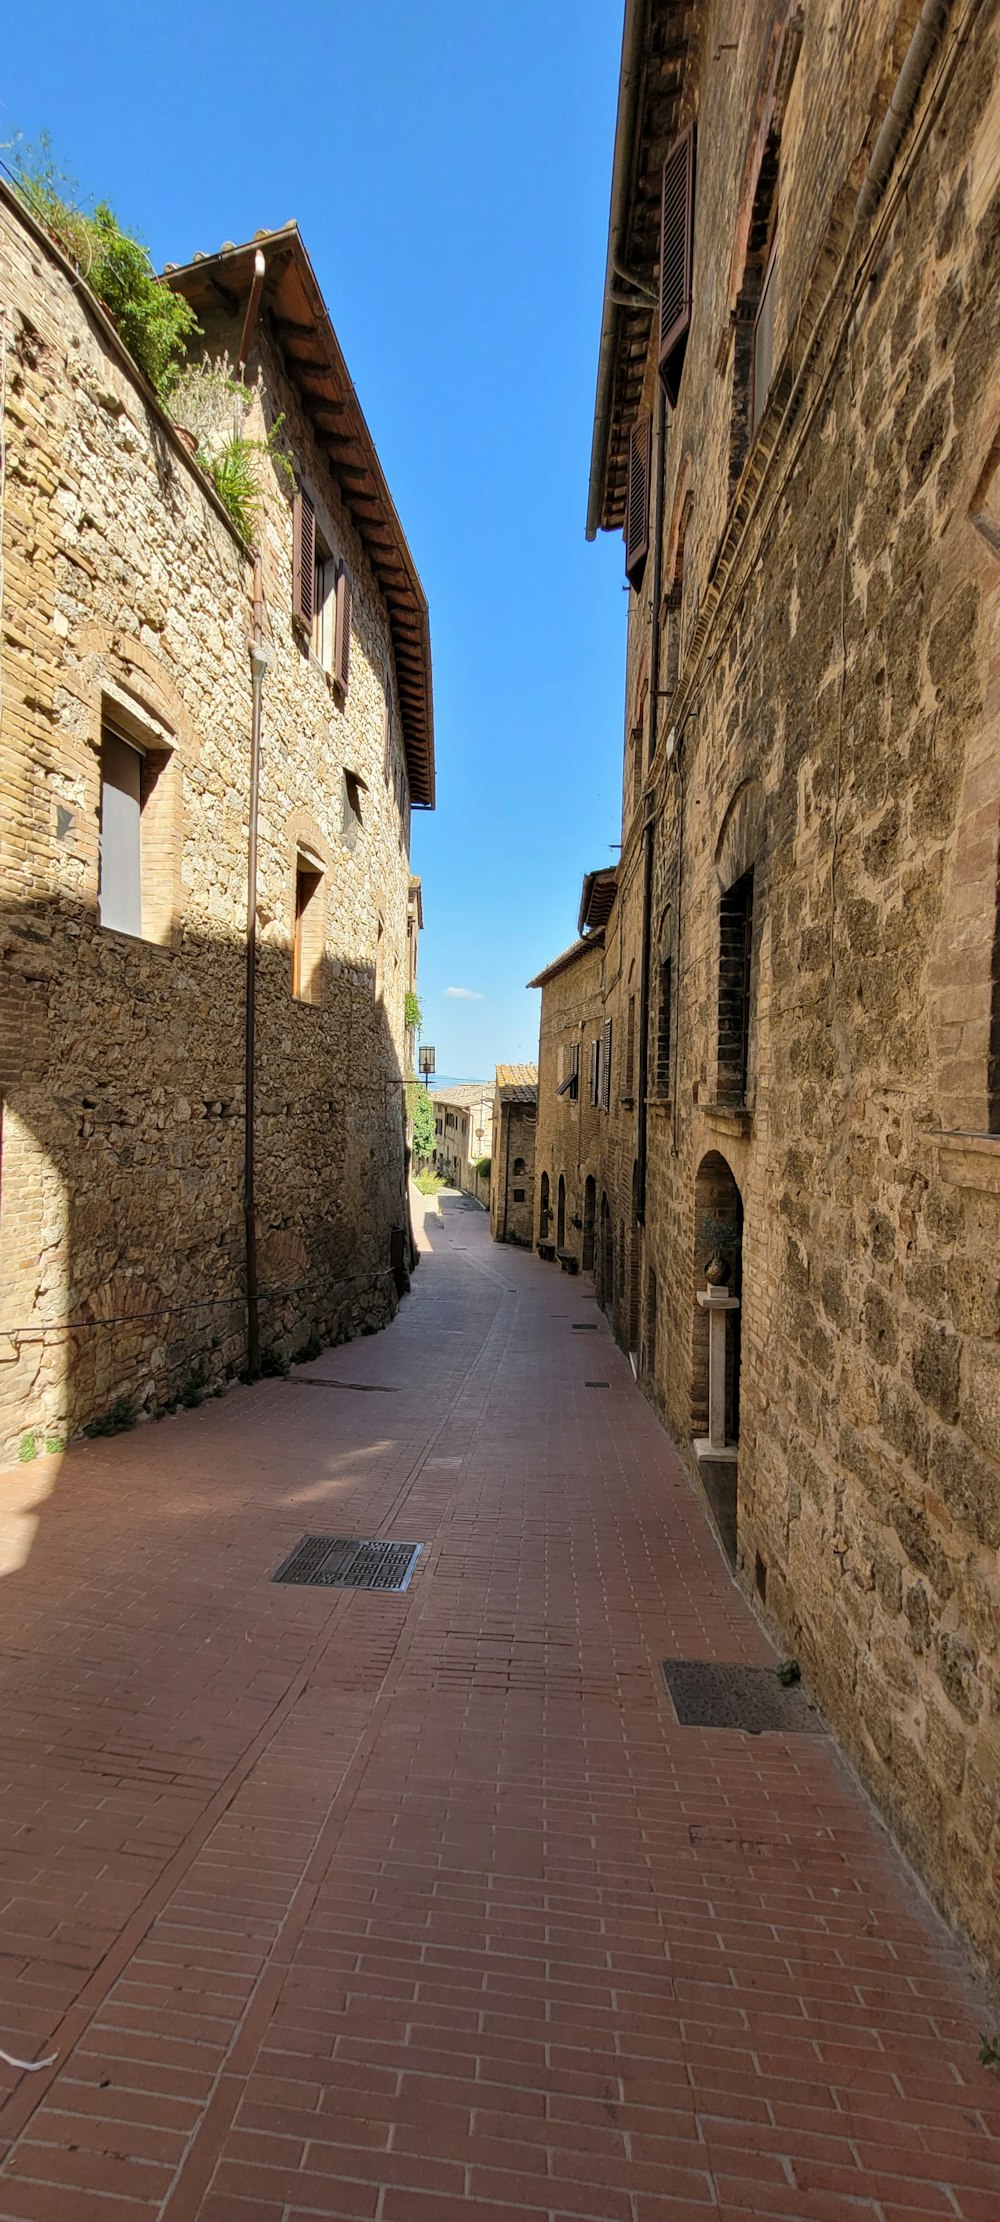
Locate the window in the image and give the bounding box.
[343,770,365,847]
[98,720,170,941]
[625,996,636,1099]
[513,1156,526,1175]
[374,914,384,1004]
[312,527,336,670]
[658,123,696,405]
[513,1188,526,1204]
[334,567,352,696]
[590,1036,601,1107]
[751,230,778,435]
[656,955,673,1096]
[556,1042,580,1100]
[625,415,651,588]
[99,728,143,936]
[602,1019,613,1111]
[292,847,325,1003]
[717,867,754,1103]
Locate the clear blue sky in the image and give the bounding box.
[3,1,627,1077]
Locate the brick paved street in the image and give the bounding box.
[0,1191,997,2220]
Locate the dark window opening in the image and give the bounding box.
[539,1172,550,1241]
[513,1188,526,1204]
[657,955,673,1096]
[717,867,754,1105]
[293,854,324,1003]
[513,1156,526,1175]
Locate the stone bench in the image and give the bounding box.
[557,1250,579,1274]
[537,1241,556,1262]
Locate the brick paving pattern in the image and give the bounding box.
[0,1191,997,2219]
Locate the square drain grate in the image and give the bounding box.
[571,1323,599,1331]
[585,1380,610,1388]
[661,1660,824,1735]
[273,1535,422,1592]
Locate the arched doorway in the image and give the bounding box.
[539,1172,550,1242]
[599,1192,614,1319]
[692,1151,743,1564]
[556,1174,566,1250]
[582,1176,596,1272]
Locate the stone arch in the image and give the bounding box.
[715,778,766,893]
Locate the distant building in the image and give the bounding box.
[528,929,606,1271]
[490,1066,537,1246]
[431,1082,495,1201]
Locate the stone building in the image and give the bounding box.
[0,190,433,1460]
[528,925,606,1273]
[431,1081,494,1200]
[490,1065,537,1245]
[551,0,1000,1976]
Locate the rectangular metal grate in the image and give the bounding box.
[661,1660,824,1735]
[273,1535,422,1592]
[289,1378,398,1392]
[571,1323,599,1331]
[585,1380,610,1388]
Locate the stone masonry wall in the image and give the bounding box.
[593,0,1000,1975]
[0,188,419,1461]
[533,942,605,1271]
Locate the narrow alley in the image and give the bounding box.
[0,1195,997,2222]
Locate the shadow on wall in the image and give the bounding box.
[1,895,411,1460]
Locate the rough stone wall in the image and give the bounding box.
[0,188,419,1461]
[533,944,605,1268]
[491,1102,536,1246]
[591,0,1000,1976]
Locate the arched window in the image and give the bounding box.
[513,1157,525,1175]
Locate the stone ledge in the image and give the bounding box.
[937,1131,1000,1192]
[700,1102,753,1140]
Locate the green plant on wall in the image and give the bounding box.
[8,133,199,395]
[404,990,423,1035]
[171,357,294,539]
[407,1082,435,1161]
[197,423,292,542]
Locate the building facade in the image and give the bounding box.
[490,1066,537,1246]
[549,0,1000,1976]
[528,930,606,1273]
[0,191,433,1460]
[431,1082,494,1200]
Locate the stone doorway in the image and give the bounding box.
[557,1173,566,1251]
[582,1175,596,1271]
[539,1172,550,1243]
[691,1150,743,1563]
[599,1192,614,1318]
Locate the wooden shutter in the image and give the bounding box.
[292,489,315,634]
[590,1039,600,1106]
[602,1019,613,1111]
[571,1041,580,1099]
[624,414,651,587]
[334,568,352,695]
[658,124,696,402]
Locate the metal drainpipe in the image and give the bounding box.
[855,0,950,223]
[636,381,667,1227]
[245,557,269,1374]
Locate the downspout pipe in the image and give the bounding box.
[636,380,666,1227]
[586,0,649,540]
[245,563,269,1374]
[855,0,949,223]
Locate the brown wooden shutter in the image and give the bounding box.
[334,568,352,695]
[658,123,696,403]
[602,1019,613,1111]
[292,489,315,634]
[625,414,651,587]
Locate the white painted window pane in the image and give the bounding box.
[752,248,777,435]
[99,732,142,935]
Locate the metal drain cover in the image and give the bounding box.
[585,1380,610,1388]
[274,1535,422,1591]
[571,1323,599,1331]
[661,1660,824,1734]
